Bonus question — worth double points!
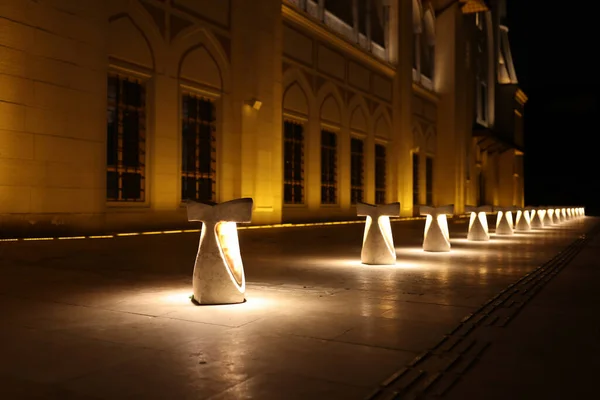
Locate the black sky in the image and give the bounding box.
[506,1,599,215]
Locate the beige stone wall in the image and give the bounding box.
[0,0,526,236]
[102,0,235,231]
[280,10,396,222]
[0,0,107,236]
[411,92,437,208]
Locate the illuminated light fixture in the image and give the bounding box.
[554,207,562,224]
[187,198,254,305]
[514,208,531,231]
[494,207,514,235]
[246,98,262,110]
[357,202,400,265]
[561,208,567,221]
[420,205,454,252]
[529,207,545,228]
[566,208,572,220]
[544,208,555,225]
[464,205,492,241]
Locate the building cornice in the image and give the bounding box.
[412,82,440,103]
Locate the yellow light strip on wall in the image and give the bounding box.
[0,216,431,243]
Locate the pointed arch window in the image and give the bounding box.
[107,73,146,202]
[181,94,217,203]
[375,144,387,204]
[284,120,305,204]
[350,137,364,204]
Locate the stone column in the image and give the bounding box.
[435,3,468,213]
[231,0,283,224]
[391,0,414,216]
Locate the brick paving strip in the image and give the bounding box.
[366,221,600,400]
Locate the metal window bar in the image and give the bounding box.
[181,94,216,203]
[320,130,338,205]
[375,144,386,204]
[284,120,305,204]
[350,137,364,204]
[106,73,146,202]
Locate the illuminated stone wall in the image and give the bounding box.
[0,0,107,236]
[0,0,526,236]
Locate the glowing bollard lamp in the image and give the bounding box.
[545,208,556,225]
[420,205,454,252]
[187,198,253,305]
[554,207,563,224]
[566,208,572,220]
[529,207,545,228]
[494,207,515,235]
[465,205,492,241]
[515,208,531,231]
[357,202,400,265]
[561,208,567,221]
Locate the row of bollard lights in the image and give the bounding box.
[358,204,586,265]
[187,200,584,305]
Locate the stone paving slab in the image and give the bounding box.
[0,216,595,399]
[440,224,600,400]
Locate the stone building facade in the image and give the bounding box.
[0,0,526,236]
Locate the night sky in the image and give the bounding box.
[506,1,599,215]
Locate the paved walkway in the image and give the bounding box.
[0,216,596,399]
[442,225,600,400]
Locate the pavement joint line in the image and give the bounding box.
[0,215,434,242]
[368,222,600,400]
